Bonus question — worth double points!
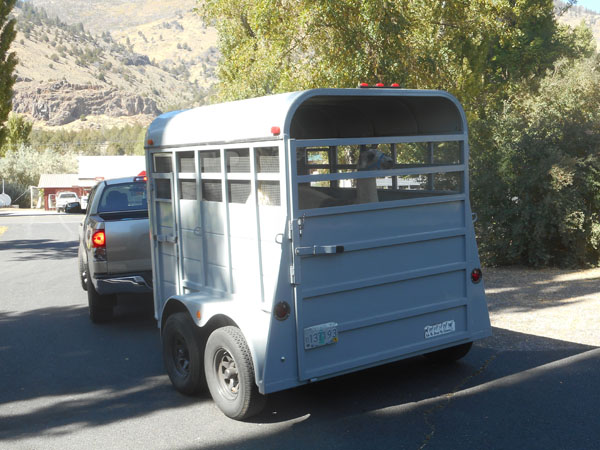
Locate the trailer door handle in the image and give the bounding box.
[295,245,344,256]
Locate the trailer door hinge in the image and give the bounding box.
[289,265,297,285]
[297,214,306,237]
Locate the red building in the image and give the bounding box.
[37,174,90,210]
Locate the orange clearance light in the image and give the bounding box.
[271,126,281,136]
[196,310,202,320]
[92,230,106,248]
[147,138,154,146]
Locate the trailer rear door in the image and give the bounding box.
[289,139,481,381]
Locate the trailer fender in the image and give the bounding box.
[161,293,271,391]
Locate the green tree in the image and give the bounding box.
[0,112,32,156]
[0,0,17,148]
[471,56,600,267]
[199,0,587,112]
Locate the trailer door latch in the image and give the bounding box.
[295,245,344,256]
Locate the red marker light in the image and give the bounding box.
[471,268,482,284]
[271,126,281,136]
[92,230,106,248]
[147,139,154,146]
[274,301,291,321]
[375,82,385,87]
[390,83,400,87]
[359,82,370,88]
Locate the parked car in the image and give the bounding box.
[80,194,89,211]
[76,175,151,323]
[56,191,79,212]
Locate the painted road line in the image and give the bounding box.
[0,226,7,237]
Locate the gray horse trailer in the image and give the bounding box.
[144,88,491,419]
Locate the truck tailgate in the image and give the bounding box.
[104,218,151,274]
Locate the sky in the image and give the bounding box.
[575,0,600,13]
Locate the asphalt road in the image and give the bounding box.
[0,211,599,450]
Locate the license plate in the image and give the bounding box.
[424,320,456,339]
[304,322,338,350]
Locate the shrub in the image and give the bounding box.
[471,56,600,267]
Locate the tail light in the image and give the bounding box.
[92,230,106,248]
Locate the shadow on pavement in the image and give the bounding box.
[1,300,598,450]
[0,239,78,261]
[0,298,211,441]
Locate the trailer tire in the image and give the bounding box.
[162,312,206,395]
[424,342,473,363]
[205,326,265,420]
[87,276,114,323]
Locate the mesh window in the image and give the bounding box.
[256,147,279,173]
[180,180,197,200]
[156,179,171,199]
[200,151,221,173]
[178,152,195,173]
[153,154,172,173]
[202,180,222,202]
[227,149,250,173]
[228,181,251,203]
[258,181,280,206]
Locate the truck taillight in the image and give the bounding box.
[92,230,106,248]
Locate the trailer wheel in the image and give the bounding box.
[204,326,265,420]
[87,276,114,323]
[424,342,473,363]
[162,313,205,395]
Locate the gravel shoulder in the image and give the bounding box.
[484,266,600,347]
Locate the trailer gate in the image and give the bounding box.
[289,138,477,381]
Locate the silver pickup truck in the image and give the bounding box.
[77,175,152,323]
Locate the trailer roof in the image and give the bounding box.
[145,88,467,148]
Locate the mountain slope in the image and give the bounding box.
[11,1,217,129]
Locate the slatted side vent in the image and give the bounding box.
[200,151,221,173]
[153,155,172,173]
[258,181,280,206]
[202,180,222,202]
[228,181,251,203]
[256,147,279,173]
[180,180,197,200]
[178,152,195,173]
[156,179,172,199]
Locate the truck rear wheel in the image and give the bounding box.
[424,342,473,363]
[87,277,114,323]
[78,249,87,291]
[162,312,205,395]
[204,326,265,420]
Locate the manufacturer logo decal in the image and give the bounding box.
[424,320,456,339]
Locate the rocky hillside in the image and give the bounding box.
[12,80,160,126]
[555,1,600,46]
[10,1,218,129]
